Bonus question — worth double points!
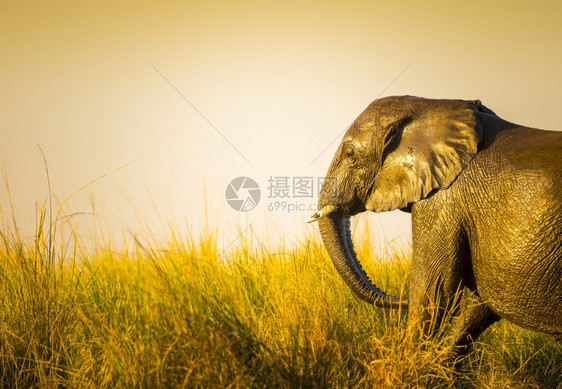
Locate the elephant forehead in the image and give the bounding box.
[349,112,393,134]
[358,97,414,127]
[365,96,467,119]
[367,95,412,110]
[343,123,374,143]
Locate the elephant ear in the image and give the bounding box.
[366,99,483,212]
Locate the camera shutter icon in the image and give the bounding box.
[225,177,261,212]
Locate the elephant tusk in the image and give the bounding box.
[306,204,337,223]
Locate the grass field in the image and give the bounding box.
[0,203,561,388]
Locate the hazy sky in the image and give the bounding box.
[1,1,561,248]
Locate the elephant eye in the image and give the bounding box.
[344,146,354,158]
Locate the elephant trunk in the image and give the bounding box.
[318,212,408,309]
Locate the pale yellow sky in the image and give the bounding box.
[1,1,560,247]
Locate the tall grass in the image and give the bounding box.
[0,201,560,387]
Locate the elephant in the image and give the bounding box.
[307,95,562,366]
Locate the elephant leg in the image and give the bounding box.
[447,288,500,364]
[407,279,463,343]
[408,200,471,342]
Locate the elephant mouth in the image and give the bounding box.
[307,206,408,309]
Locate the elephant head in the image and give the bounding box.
[307,96,490,308]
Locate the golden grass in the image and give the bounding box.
[0,173,560,387]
